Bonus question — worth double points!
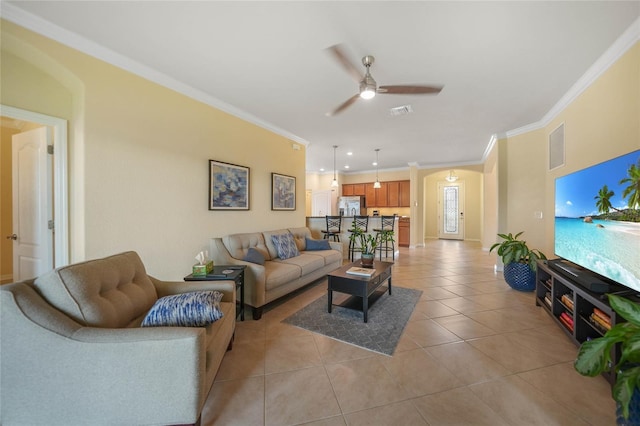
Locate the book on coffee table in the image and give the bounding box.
[346,267,375,277]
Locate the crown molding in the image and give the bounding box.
[540,16,639,127]
[1,3,310,147]
[482,16,640,160]
[3,4,637,167]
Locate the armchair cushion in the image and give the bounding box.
[33,251,158,328]
[142,290,224,327]
[271,233,300,260]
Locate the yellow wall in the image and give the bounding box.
[495,42,640,258]
[421,167,484,242]
[1,21,305,280]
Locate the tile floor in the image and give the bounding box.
[201,240,615,425]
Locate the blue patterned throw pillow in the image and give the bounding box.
[271,233,300,260]
[142,290,224,327]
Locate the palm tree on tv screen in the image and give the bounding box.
[594,185,615,215]
[620,159,640,210]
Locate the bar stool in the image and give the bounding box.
[374,215,396,260]
[347,216,369,261]
[321,216,342,242]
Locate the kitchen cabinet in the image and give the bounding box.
[376,182,389,207]
[365,184,376,207]
[387,181,400,207]
[345,180,410,207]
[399,218,410,247]
[399,180,410,207]
[353,183,365,196]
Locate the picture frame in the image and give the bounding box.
[271,173,296,211]
[209,160,250,210]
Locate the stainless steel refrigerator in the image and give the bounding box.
[338,196,367,216]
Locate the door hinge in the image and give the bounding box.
[47,145,54,155]
[48,220,54,230]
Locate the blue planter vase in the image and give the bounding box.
[617,389,640,425]
[503,262,536,291]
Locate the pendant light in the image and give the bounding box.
[331,145,339,187]
[445,170,458,182]
[373,149,381,189]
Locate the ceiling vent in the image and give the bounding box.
[389,105,413,116]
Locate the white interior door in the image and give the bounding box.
[437,181,465,240]
[12,127,53,281]
[312,190,332,217]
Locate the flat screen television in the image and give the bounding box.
[554,149,640,293]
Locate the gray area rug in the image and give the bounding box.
[283,287,422,356]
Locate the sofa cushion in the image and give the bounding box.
[33,251,158,328]
[277,253,325,276]
[223,232,271,261]
[270,233,300,260]
[262,229,291,259]
[243,247,266,265]
[304,249,343,266]
[141,290,224,327]
[305,237,331,251]
[263,262,302,291]
[288,227,312,251]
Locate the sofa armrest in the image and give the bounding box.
[150,276,236,304]
[329,241,343,253]
[1,283,208,425]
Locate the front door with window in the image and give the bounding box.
[437,181,465,240]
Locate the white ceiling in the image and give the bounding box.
[4,1,639,174]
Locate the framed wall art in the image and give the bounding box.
[209,160,250,210]
[271,173,296,211]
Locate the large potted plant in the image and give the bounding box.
[348,221,378,267]
[489,231,546,291]
[574,294,640,424]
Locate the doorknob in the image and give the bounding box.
[6,234,17,240]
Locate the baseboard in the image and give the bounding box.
[1,274,14,284]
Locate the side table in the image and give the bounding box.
[184,265,245,321]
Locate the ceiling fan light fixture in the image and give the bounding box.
[360,71,377,99]
[360,87,376,100]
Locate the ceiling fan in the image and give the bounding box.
[326,44,443,116]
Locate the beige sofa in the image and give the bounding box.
[210,226,342,319]
[0,251,235,426]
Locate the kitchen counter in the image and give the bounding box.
[306,216,399,259]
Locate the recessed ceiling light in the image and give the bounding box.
[372,162,378,166]
[319,168,325,172]
[347,152,353,156]
[344,165,349,169]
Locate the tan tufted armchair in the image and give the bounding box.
[0,251,235,426]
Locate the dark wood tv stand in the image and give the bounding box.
[535,259,623,385]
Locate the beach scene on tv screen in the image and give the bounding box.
[555,150,640,291]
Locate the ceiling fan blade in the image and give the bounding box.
[378,85,443,95]
[326,94,360,116]
[326,44,362,83]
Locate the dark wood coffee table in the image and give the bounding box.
[327,260,394,322]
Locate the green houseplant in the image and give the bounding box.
[574,294,640,422]
[489,232,547,291]
[348,221,378,267]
